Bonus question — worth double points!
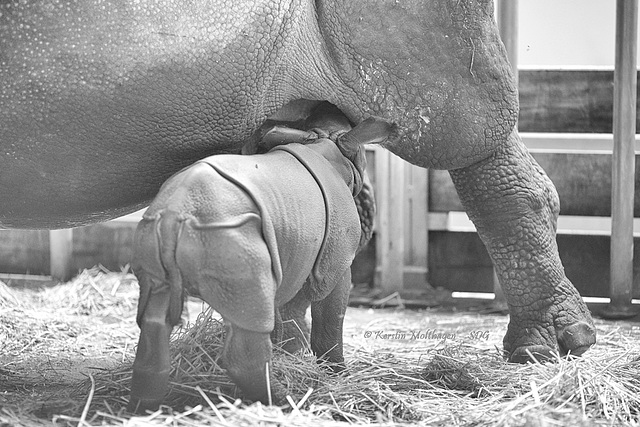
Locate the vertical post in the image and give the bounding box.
[603,0,639,319]
[498,0,519,88]
[49,229,74,281]
[375,148,405,295]
[403,163,429,288]
[493,0,518,309]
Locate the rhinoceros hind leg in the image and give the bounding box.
[448,130,596,363]
[222,323,286,405]
[310,270,351,373]
[128,285,174,414]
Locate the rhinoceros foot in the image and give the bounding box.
[222,324,288,406]
[503,284,596,363]
[127,371,169,414]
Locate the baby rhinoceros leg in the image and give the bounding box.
[128,163,287,409]
[277,288,312,354]
[173,198,287,404]
[222,324,286,404]
[128,212,186,414]
[278,271,351,372]
[309,269,352,373]
[128,277,174,413]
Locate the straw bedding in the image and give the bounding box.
[1,267,639,426]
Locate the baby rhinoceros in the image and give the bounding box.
[127,106,394,413]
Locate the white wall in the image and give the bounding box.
[518,0,639,67]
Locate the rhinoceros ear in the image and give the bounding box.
[242,120,318,154]
[336,116,397,166]
[341,117,397,147]
[260,126,319,150]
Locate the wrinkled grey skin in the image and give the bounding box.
[0,1,595,364]
[128,107,388,412]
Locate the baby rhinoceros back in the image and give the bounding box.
[132,161,268,328]
[133,151,331,335]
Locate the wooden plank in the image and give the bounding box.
[49,229,74,281]
[375,148,405,294]
[522,132,640,152]
[497,0,518,86]
[428,132,640,214]
[430,152,640,217]
[428,211,640,237]
[518,69,640,133]
[495,0,516,305]
[429,169,462,212]
[537,152,631,217]
[0,222,138,279]
[385,151,405,293]
[71,222,137,272]
[428,231,640,298]
[403,266,429,290]
[607,0,638,316]
[374,147,389,290]
[403,162,428,287]
[0,230,49,275]
[428,231,493,293]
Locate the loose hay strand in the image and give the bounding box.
[196,386,228,426]
[78,374,96,427]
[266,361,273,407]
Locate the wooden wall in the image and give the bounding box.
[430,153,640,217]
[426,68,640,298]
[518,69,640,134]
[0,222,137,277]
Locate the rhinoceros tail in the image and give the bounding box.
[155,210,187,326]
[354,173,376,252]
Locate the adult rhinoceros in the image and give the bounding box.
[0,0,595,362]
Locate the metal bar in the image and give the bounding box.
[603,0,639,318]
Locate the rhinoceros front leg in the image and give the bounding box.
[222,323,286,405]
[449,130,596,363]
[310,270,351,372]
